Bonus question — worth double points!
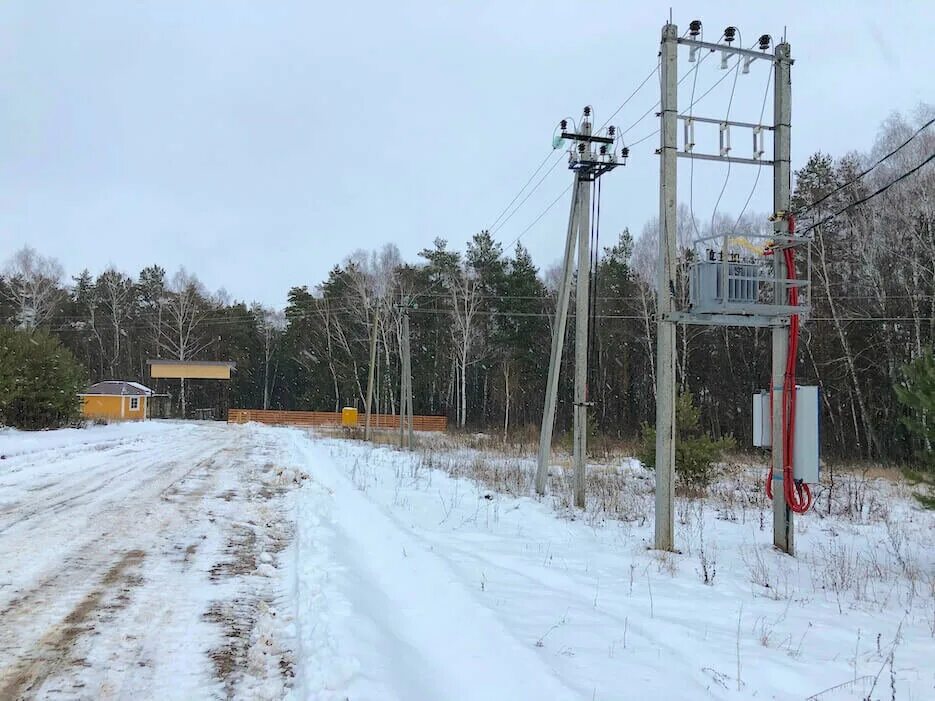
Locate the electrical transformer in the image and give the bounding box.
[689,259,761,313]
[752,386,820,483]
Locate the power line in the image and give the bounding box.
[628,129,659,148]
[502,182,574,251]
[798,150,935,237]
[619,49,763,155]
[709,35,744,234]
[797,115,935,216]
[491,156,565,235]
[492,62,682,242]
[598,63,660,130]
[488,60,673,241]
[687,40,704,239]
[620,43,726,141]
[731,62,773,235]
[487,149,561,231]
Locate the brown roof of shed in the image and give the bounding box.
[80,381,154,396]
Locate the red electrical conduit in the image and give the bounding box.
[765,214,813,513]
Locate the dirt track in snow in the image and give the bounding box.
[0,423,304,700]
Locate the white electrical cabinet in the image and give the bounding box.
[752,390,771,448]
[751,386,820,483]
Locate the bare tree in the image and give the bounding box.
[255,305,285,410]
[96,268,136,377]
[1,246,64,330]
[449,263,482,428]
[314,298,343,411]
[158,269,216,417]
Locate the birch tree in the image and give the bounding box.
[255,305,285,410]
[159,269,216,417]
[1,246,64,330]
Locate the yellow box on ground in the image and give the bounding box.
[341,407,359,427]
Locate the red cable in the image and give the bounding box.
[765,214,813,513]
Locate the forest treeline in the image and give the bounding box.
[1,107,932,462]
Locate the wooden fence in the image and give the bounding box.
[228,409,448,432]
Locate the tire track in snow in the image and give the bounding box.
[292,435,581,701]
[0,427,239,689]
[0,549,147,699]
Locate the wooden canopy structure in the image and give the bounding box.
[147,359,236,380]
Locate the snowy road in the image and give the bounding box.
[0,423,582,700]
[1,423,932,700]
[0,422,306,700]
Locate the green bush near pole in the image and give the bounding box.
[638,392,735,493]
[895,349,935,508]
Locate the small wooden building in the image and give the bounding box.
[80,381,154,421]
[147,359,236,380]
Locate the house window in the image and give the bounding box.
[130,397,139,410]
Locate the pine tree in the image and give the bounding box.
[0,327,87,429]
[638,392,735,493]
[895,350,935,508]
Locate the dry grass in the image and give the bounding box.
[329,425,934,632]
[330,428,924,532]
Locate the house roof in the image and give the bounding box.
[80,381,154,397]
[146,359,236,368]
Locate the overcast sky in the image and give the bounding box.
[0,1,931,307]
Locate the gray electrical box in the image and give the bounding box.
[689,260,760,312]
[751,386,820,483]
[752,390,771,447]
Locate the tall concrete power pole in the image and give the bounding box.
[536,183,580,495]
[654,23,679,551]
[573,121,593,509]
[771,40,794,554]
[536,108,624,501]
[650,20,807,554]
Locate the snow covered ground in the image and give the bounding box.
[1,422,933,700]
[0,421,308,700]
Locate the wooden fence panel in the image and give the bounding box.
[228,409,447,432]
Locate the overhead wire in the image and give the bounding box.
[494,48,732,251]
[708,33,744,236]
[617,44,763,155]
[619,44,716,140]
[490,156,565,234]
[730,59,774,235]
[493,59,663,247]
[598,63,660,131]
[44,287,935,330]
[797,115,935,216]
[586,177,602,396]
[501,182,574,252]
[686,29,709,239]
[797,150,935,237]
[44,297,935,334]
[487,150,562,232]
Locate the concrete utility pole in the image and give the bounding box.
[398,305,414,450]
[654,22,679,551]
[650,21,806,554]
[772,40,793,554]
[364,306,380,440]
[536,184,581,495]
[404,311,414,448]
[572,123,593,508]
[536,108,623,499]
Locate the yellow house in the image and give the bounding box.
[79,381,154,421]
